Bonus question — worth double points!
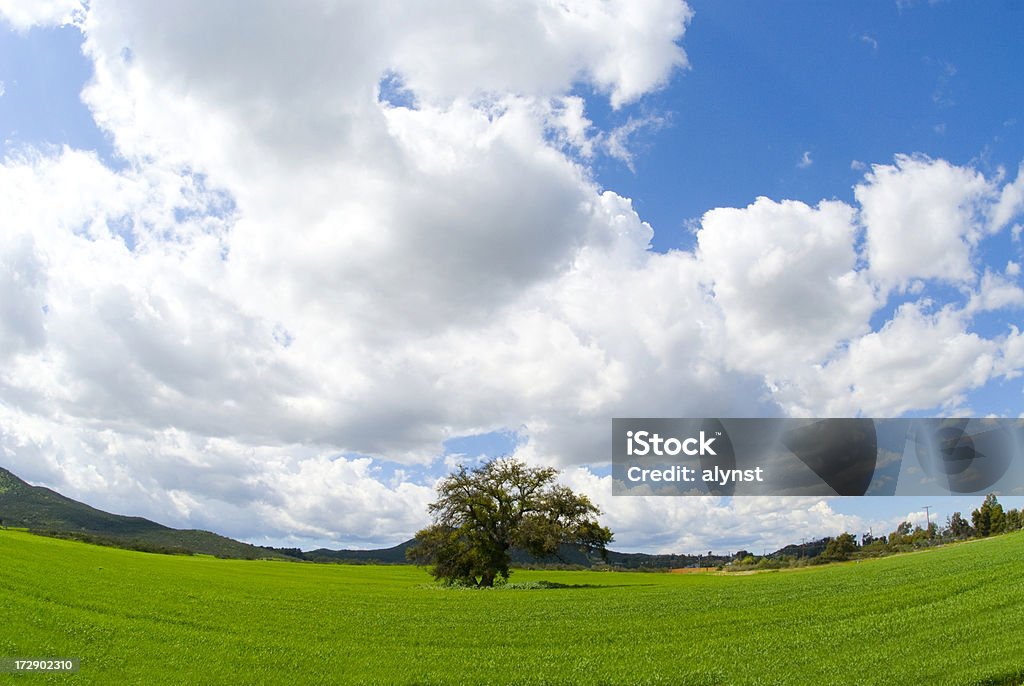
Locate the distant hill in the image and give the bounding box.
[303,539,416,564]
[0,466,290,560]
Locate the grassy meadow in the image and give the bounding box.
[1,528,1022,685]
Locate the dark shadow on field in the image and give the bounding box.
[425,581,657,590]
[515,581,656,590]
[968,668,1024,686]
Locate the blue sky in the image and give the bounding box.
[1,1,1023,553]
[594,1,1023,252]
[0,24,109,156]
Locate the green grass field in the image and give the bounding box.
[1,529,1022,685]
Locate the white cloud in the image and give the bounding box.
[856,154,997,289]
[995,326,1024,380]
[696,197,876,376]
[0,403,433,548]
[3,1,1024,552]
[802,303,997,416]
[0,0,84,31]
[601,114,667,171]
[78,0,691,175]
[966,270,1024,314]
[0,0,710,548]
[798,150,813,168]
[991,164,1024,233]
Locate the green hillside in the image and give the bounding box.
[0,467,287,560]
[2,528,1022,685]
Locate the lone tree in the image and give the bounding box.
[407,457,613,587]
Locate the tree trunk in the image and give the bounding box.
[479,570,496,587]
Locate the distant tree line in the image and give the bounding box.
[30,529,196,556]
[724,494,1023,572]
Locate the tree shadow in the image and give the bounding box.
[500,581,655,590]
[422,580,657,591]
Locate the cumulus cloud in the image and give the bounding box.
[856,154,997,289]
[0,0,84,31]
[2,1,1024,552]
[696,197,876,376]
[966,270,1024,314]
[809,303,997,416]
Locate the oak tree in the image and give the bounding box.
[407,457,612,586]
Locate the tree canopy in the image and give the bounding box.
[407,457,613,586]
